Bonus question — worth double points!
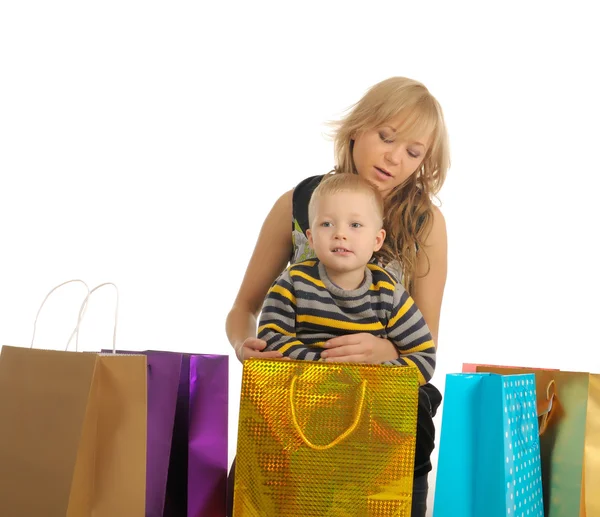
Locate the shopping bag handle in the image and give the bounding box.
[67,282,119,353]
[538,379,557,436]
[30,279,91,349]
[289,376,367,450]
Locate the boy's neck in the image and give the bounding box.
[322,265,366,291]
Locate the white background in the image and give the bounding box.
[1,1,598,514]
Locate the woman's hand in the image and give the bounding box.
[235,337,284,363]
[320,333,399,363]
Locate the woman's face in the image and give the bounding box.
[352,115,431,198]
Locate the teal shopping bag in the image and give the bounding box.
[433,373,544,517]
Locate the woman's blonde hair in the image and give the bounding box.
[330,77,450,293]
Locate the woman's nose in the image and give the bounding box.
[385,144,404,166]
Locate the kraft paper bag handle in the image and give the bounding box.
[478,366,559,437]
[289,376,367,450]
[30,279,91,349]
[538,379,558,436]
[67,282,119,354]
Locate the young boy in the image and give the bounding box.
[257,173,436,385]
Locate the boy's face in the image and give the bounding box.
[307,191,386,276]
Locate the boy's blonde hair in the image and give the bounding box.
[308,173,384,226]
[329,76,451,293]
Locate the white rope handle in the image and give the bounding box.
[30,279,91,349]
[67,282,119,353]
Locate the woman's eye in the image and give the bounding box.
[378,131,395,144]
[408,150,421,158]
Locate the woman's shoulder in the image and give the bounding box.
[292,174,325,207]
[292,173,327,234]
[292,173,327,193]
[425,204,447,245]
[414,198,446,242]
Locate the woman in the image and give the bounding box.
[226,76,450,516]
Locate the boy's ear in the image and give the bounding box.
[306,228,313,248]
[373,228,386,252]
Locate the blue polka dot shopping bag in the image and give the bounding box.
[433,373,544,517]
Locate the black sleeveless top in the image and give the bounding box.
[292,174,442,477]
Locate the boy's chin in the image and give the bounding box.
[321,260,364,274]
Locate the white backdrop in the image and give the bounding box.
[1,1,598,514]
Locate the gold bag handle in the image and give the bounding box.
[289,376,367,451]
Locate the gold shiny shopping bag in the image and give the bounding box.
[233,358,419,517]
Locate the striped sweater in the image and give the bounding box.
[258,259,436,385]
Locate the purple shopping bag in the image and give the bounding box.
[104,350,228,517]
[187,354,229,516]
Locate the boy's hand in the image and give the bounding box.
[320,333,399,364]
[235,337,284,363]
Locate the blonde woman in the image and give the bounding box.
[226,76,450,517]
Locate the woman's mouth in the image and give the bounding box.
[375,167,393,178]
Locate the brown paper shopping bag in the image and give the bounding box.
[0,280,147,517]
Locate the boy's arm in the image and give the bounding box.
[385,286,436,385]
[257,270,324,361]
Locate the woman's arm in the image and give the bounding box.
[412,206,448,347]
[226,189,294,361]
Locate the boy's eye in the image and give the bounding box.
[321,222,332,227]
[351,223,362,228]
